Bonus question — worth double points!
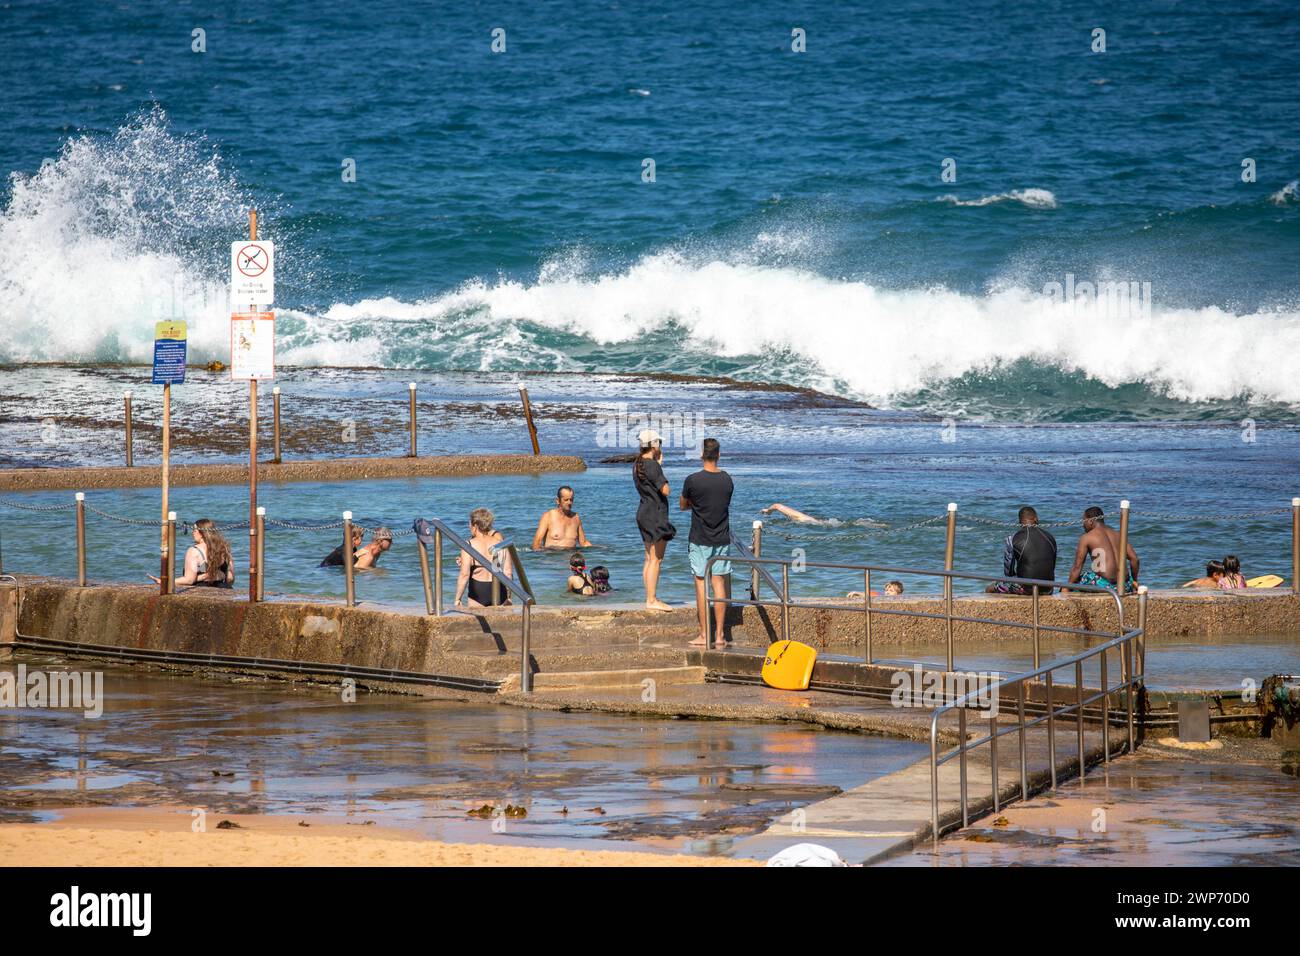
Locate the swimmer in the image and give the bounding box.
[760,503,819,524]
[352,527,392,569]
[1182,560,1225,589]
[531,486,593,550]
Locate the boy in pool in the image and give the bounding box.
[1182,560,1225,589]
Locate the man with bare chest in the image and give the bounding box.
[1065,506,1139,593]
[531,485,594,550]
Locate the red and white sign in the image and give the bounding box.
[230,241,275,305]
[230,311,275,381]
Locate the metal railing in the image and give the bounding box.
[413,518,537,692]
[928,589,1147,847]
[705,554,1137,673]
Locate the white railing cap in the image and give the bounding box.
[75,492,85,501]
[1120,499,1131,509]
[343,510,353,520]
[947,502,958,512]
[753,520,763,529]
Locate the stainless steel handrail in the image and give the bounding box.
[730,534,782,599]
[705,555,1130,668]
[413,518,536,693]
[927,591,1147,847]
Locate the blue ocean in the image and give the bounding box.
[3,0,1299,419]
[2,1,1300,603]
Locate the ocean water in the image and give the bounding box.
[2,0,1299,420]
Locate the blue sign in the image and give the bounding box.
[152,320,187,385]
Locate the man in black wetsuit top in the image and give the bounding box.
[986,506,1057,594]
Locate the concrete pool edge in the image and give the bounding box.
[0,453,587,492]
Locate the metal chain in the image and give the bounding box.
[265,518,347,532]
[0,497,77,513]
[85,504,166,527]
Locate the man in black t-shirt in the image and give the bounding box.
[680,437,733,647]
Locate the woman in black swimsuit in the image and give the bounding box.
[455,508,514,607]
[633,429,675,611]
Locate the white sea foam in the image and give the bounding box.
[937,188,1059,209]
[4,116,1297,409]
[1268,180,1298,205]
[298,252,1300,405]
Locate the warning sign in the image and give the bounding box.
[230,312,275,381]
[152,320,187,385]
[230,241,275,305]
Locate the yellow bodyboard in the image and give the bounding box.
[1247,574,1283,588]
[761,640,817,691]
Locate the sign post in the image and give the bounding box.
[231,212,275,602]
[152,320,187,594]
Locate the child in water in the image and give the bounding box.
[567,552,612,596]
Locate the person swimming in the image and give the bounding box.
[1182,560,1225,589]
[1219,555,1247,589]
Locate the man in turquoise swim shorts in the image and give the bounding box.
[681,438,733,648]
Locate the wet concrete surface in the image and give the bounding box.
[0,656,925,856]
[884,735,1300,866]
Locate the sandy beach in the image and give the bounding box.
[2,809,754,867]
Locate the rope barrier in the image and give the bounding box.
[0,497,77,513]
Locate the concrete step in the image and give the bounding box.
[454,644,692,678]
[498,665,707,693]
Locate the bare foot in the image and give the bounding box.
[645,599,673,612]
[711,640,729,650]
[688,635,710,647]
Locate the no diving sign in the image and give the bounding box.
[230,240,275,305]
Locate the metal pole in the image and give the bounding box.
[1101,648,1110,762]
[863,568,872,664]
[1020,581,1040,673]
[272,386,281,464]
[124,391,133,467]
[1136,585,1148,680]
[989,712,999,813]
[1292,497,1299,595]
[408,382,417,457]
[1046,671,1057,790]
[247,208,259,604]
[521,602,533,692]
[491,550,502,607]
[958,707,968,828]
[518,385,540,455]
[75,493,86,586]
[930,726,940,850]
[1017,684,1028,802]
[256,507,266,601]
[945,502,957,671]
[160,382,170,594]
[750,520,762,601]
[1117,499,1130,593]
[166,513,176,588]
[342,512,355,607]
[1126,638,1135,753]
[433,528,444,615]
[1076,659,1085,787]
[417,536,434,615]
[780,562,791,642]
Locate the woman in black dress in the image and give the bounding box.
[633,429,675,610]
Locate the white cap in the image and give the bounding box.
[1137,585,1148,594]
[343,510,353,520]
[272,386,280,395]
[124,390,132,399]
[408,382,417,390]
[1293,497,1299,507]
[637,429,662,447]
[75,492,84,501]
[753,520,763,529]
[947,502,958,512]
[1120,499,1130,509]
[256,506,265,516]
[168,511,176,520]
